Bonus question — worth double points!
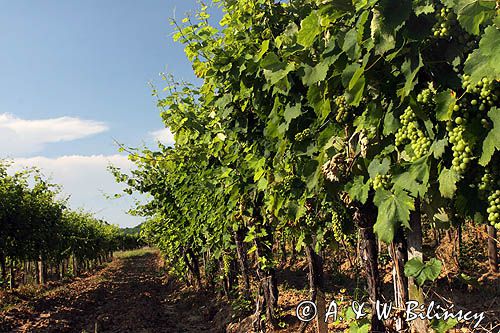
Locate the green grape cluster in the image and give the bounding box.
[222,254,231,275]
[372,174,391,190]
[334,95,349,123]
[331,207,351,243]
[462,76,499,112]
[294,128,312,142]
[445,87,486,174]
[305,213,315,227]
[416,85,435,107]
[394,107,431,161]
[282,175,295,191]
[479,169,494,192]
[432,6,455,38]
[447,123,472,173]
[487,190,500,230]
[278,174,297,195]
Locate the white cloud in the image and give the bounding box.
[0,113,108,156]
[150,127,175,146]
[11,155,143,228]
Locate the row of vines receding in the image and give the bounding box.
[0,161,142,289]
[114,0,500,332]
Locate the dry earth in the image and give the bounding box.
[0,251,227,333]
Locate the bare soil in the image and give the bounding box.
[0,251,228,333]
[0,246,498,332]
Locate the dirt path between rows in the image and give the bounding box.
[0,251,227,333]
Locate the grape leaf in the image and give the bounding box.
[404,258,442,286]
[284,103,302,125]
[342,28,360,60]
[397,53,423,101]
[307,84,332,123]
[370,9,395,55]
[464,25,500,83]
[302,62,329,86]
[342,63,365,106]
[438,168,461,198]
[297,11,321,47]
[431,139,448,159]
[455,0,496,35]
[264,63,295,85]
[434,90,456,121]
[318,98,332,123]
[370,0,411,55]
[393,157,430,197]
[419,258,442,285]
[264,97,282,138]
[479,107,499,166]
[275,22,299,48]
[373,189,414,243]
[404,258,425,276]
[353,0,378,11]
[430,319,458,333]
[255,39,270,61]
[260,52,285,71]
[383,107,399,135]
[345,176,370,204]
[346,84,367,106]
[412,0,435,16]
[341,63,360,87]
[368,158,390,178]
[349,322,371,333]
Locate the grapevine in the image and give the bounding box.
[109,1,500,331]
[0,162,138,289]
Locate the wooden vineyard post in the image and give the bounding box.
[487,225,498,273]
[407,198,428,332]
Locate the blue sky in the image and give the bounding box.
[0,0,222,227]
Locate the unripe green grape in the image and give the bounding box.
[432,4,455,38]
[447,122,473,174]
[294,128,312,142]
[487,190,500,230]
[330,202,354,243]
[334,95,350,123]
[395,106,431,160]
[372,174,391,190]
